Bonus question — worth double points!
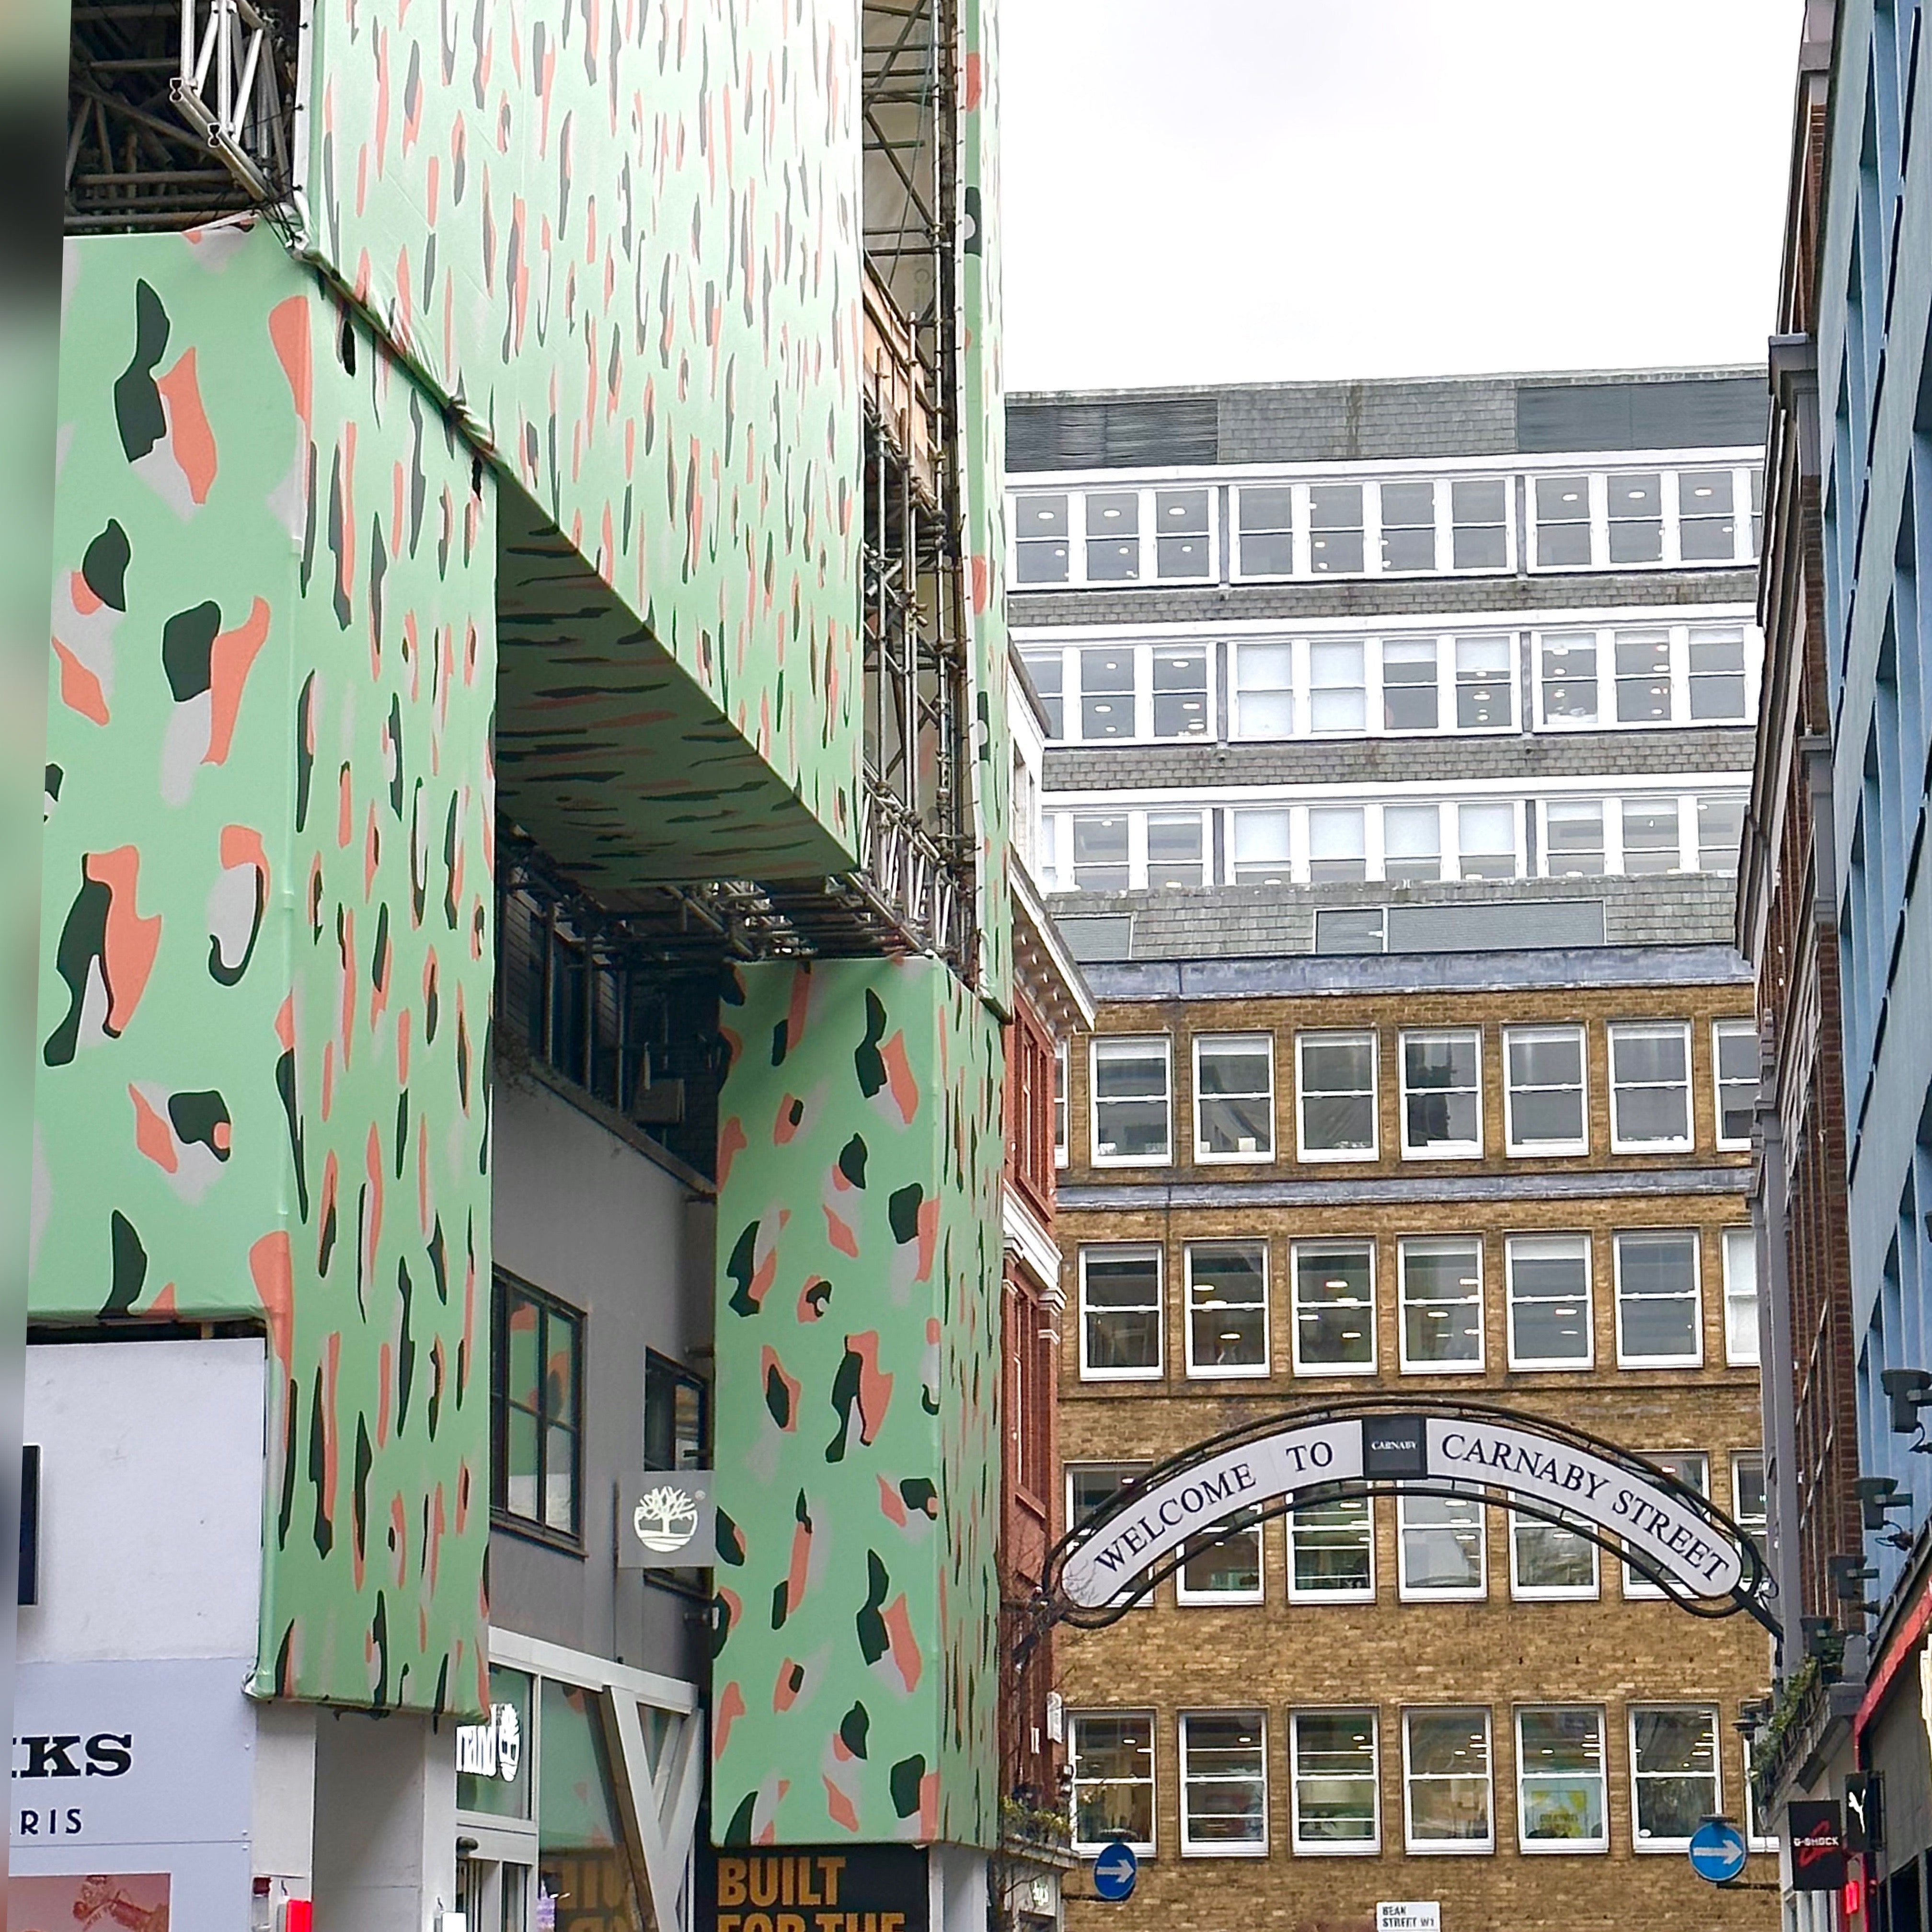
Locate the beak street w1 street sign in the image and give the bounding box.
[1055,1406,1750,1614]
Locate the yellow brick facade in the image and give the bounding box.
[1052,978,1775,1932]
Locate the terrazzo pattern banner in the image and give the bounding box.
[710,957,1003,1848]
[34,224,495,1720]
[306,0,865,884]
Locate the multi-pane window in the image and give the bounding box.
[1291,1711,1380,1853]
[1629,1707,1720,1849]
[1310,484,1365,575]
[1539,632,1599,720]
[1543,798,1606,876]
[1236,485,1295,576]
[1152,645,1211,736]
[1380,480,1438,572]
[1067,1464,1152,1607]
[1619,797,1679,873]
[1309,639,1368,731]
[1091,1036,1172,1163]
[1503,1025,1587,1153]
[1291,1240,1376,1373]
[1400,1029,1482,1158]
[1054,1042,1069,1167]
[1517,1708,1609,1850]
[1023,642,1217,744]
[1298,1032,1379,1160]
[1179,1713,1269,1855]
[644,1351,708,1472]
[1713,1019,1757,1149]
[1194,1035,1275,1161]
[1506,1233,1593,1368]
[1080,646,1135,740]
[1229,808,1292,886]
[1403,1709,1495,1852]
[1398,1491,1486,1598]
[1383,636,1440,729]
[1536,623,1757,726]
[1534,475,1593,566]
[1044,809,1215,892]
[1069,1713,1156,1853]
[1399,1237,1484,1371]
[1456,636,1514,727]
[1288,1493,1375,1600]
[1457,801,1518,879]
[1177,1512,1265,1605]
[1722,1227,1760,1367]
[1070,813,1130,891]
[1689,624,1749,714]
[1384,803,1442,882]
[1079,1248,1163,1379]
[1678,470,1741,560]
[1608,1022,1692,1151]
[1232,642,1294,736]
[1451,479,1509,569]
[1608,472,1665,564]
[492,1273,584,1541]
[1013,493,1071,585]
[1510,1511,1598,1598]
[1732,1452,1767,1539]
[1156,489,1213,578]
[1184,1241,1269,1377]
[1535,794,1741,879]
[1697,794,1746,874]
[1622,1455,1708,1597]
[1309,805,1368,883]
[1020,645,1064,734]
[1148,812,1208,888]
[1614,1231,1702,1367]
[1085,491,1141,581]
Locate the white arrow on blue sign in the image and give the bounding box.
[1092,1841,1138,1900]
[1688,1817,1749,1884]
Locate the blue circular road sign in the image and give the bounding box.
[1092,1840,1138,1901]
[1688,1818,1749,1885]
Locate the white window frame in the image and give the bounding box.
[1741,1729,1778,1853]
[1399,1027,1484,1160]
[1523,465,1762,575]
[1287,1493,1376,1604]
[1230,639,1296,738]
[1712,1018,1757,1151]
[1621,1453,1709,1598]
[1068,1709,1158,1857]
[1447,477,1516,575]
[1054,1042,1069,1169]
[1192,1033,1276,1165]
[1028,640,1222,747]
[1182,1239,1271,1381]
[1502,1024,1589,1157]
[1178,1711,1270,1858]
[1628,1704,1721,1853]
[1397,1490,1488,1601]
[1289,1710,1381,1856]
[1514,1705,1610,1853]
[1536,796,1608,879]
[1077,1246,1164,1382]
[1065,1463,1154,1611]
[1530,620,1760,729]
[1289,1238,1378,1377]
[1612,1230,1705,1370]
[1722,1226,1760,1368]
[1402,1707,1495,1855]
[1508,1509,1600,1601]
[1607,1021,1694,1154]
[1397,1235,1486,1374]
[1174,1511,1266,1607]
[1451,797,1523,881]
[1296,1030,1380,1163]
[1731,1449,1767,1540]
[1505,1232,1595,1371]
[1090,1035,1173,1168]
[1231,483,1297,582]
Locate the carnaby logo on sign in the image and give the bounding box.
[456,1702,522,1782]
[619,1472,715,1569]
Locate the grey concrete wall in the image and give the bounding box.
[489,1063,716,1684]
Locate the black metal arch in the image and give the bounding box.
[1024,1394,1775,1655]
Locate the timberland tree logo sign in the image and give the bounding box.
[1059,1412,1747,1611]
[619,1472,715,1568]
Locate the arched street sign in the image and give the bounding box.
[1039,1398,1772,1637]
[1688,1818,1750,1884]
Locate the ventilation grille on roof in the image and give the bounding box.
[1008,397,1219,472]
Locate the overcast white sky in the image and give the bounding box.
[1000,1,1806,392]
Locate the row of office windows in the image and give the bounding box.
[1019,626,1758,744]
[1074,1227,1759,1380]
[1009,466,1764,588]
[1066,1703,1769,1860]
[1038,792,1748,894]
[1070,1020,1757,1168]
[1065,1455,1764,1609]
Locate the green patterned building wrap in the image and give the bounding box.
[34,223,495,1720]
[303,0,865,886]
[710,957,1003,1848]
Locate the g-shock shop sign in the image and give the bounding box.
[457,1701,524,1783]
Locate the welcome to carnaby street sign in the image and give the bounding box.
[1045,1399,1769,1632]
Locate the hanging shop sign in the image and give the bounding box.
[698,1845,928,1932]
[1053,1403,1755,1618]
[618,1474,715,1569]
[1789,1800,1847,1891]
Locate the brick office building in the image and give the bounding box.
[1008,371,1779,1929]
